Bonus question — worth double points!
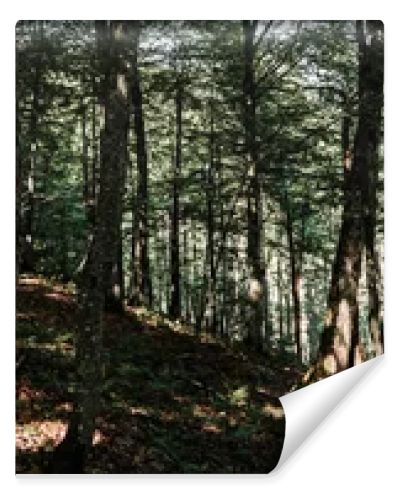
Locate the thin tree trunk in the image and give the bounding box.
[277,253,284,342]
[205,101,217,334]
[81,96,90,214]
[217,146,227,339]
[183,224,191,323]
[286,291,292,340]
[90,75,98,225]
[169,80,182,319]
[286,206,302,361]
[130,21,152,307]
[16,98,23,277]
[21,22,43,273]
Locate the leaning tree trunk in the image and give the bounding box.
[48,21,129,473]
[308,21,384,380]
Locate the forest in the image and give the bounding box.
[16,20,384,473]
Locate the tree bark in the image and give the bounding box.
[360,25,384,357]
[20,22,43,273]
[277,252,284,342]
[90,74,98,225]
[310,21,384,379]
[242,20,264,350]
[129,21,152,307]
[286,205,302,361]
[49,21,129,473]
[16,98,23,277]
[205,101,217,334]
[169,79,183,319]
[81,97,90,215]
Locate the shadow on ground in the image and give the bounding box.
[16,276,301,473]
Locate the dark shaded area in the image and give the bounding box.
[16,277,298,473]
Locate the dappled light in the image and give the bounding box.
[16,20,383,473]
[16,420,67,453]
[17,278,288,472]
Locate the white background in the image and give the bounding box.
[1,1,398,498]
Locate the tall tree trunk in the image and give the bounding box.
[360,23,384,357]
[277,252,284,342]
[217,145,227,339]
[90,74,98,225]
[81,96,90,215]
[16,98,23,277]
[309,21,384,379]
[286,291,292,340]
[169,79,182,319]
[130,21,152,307]
[286,205,302,361]
[49,21,129,473]
[205,101,217,334]
[242,20,264,350]
[20,22,43,273]
[104,79,128,313]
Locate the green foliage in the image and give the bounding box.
[16,21,383,375]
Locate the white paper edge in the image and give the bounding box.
[275,355,384,470]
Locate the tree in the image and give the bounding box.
[49,21,129,472]
[242,20,265,350]
[15,20,384,391]
[285,196,303,361]
[310,21,384,378]
[130,21,152,307]
[17,21,44,274]
[168,76,183,319]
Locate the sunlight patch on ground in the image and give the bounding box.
[262,403,284,419]
[18,275,76,295]
[92,428,107,446]
[16,421,106,451]
[130,406,150,417]
[16,338,74,356]
[202,423,222,434]
[44,292,73,304]
[18,276,48,287]
[16,420,67,452]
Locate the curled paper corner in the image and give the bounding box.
[271,355,384,472]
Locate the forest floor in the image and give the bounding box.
[16,276,302,473]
